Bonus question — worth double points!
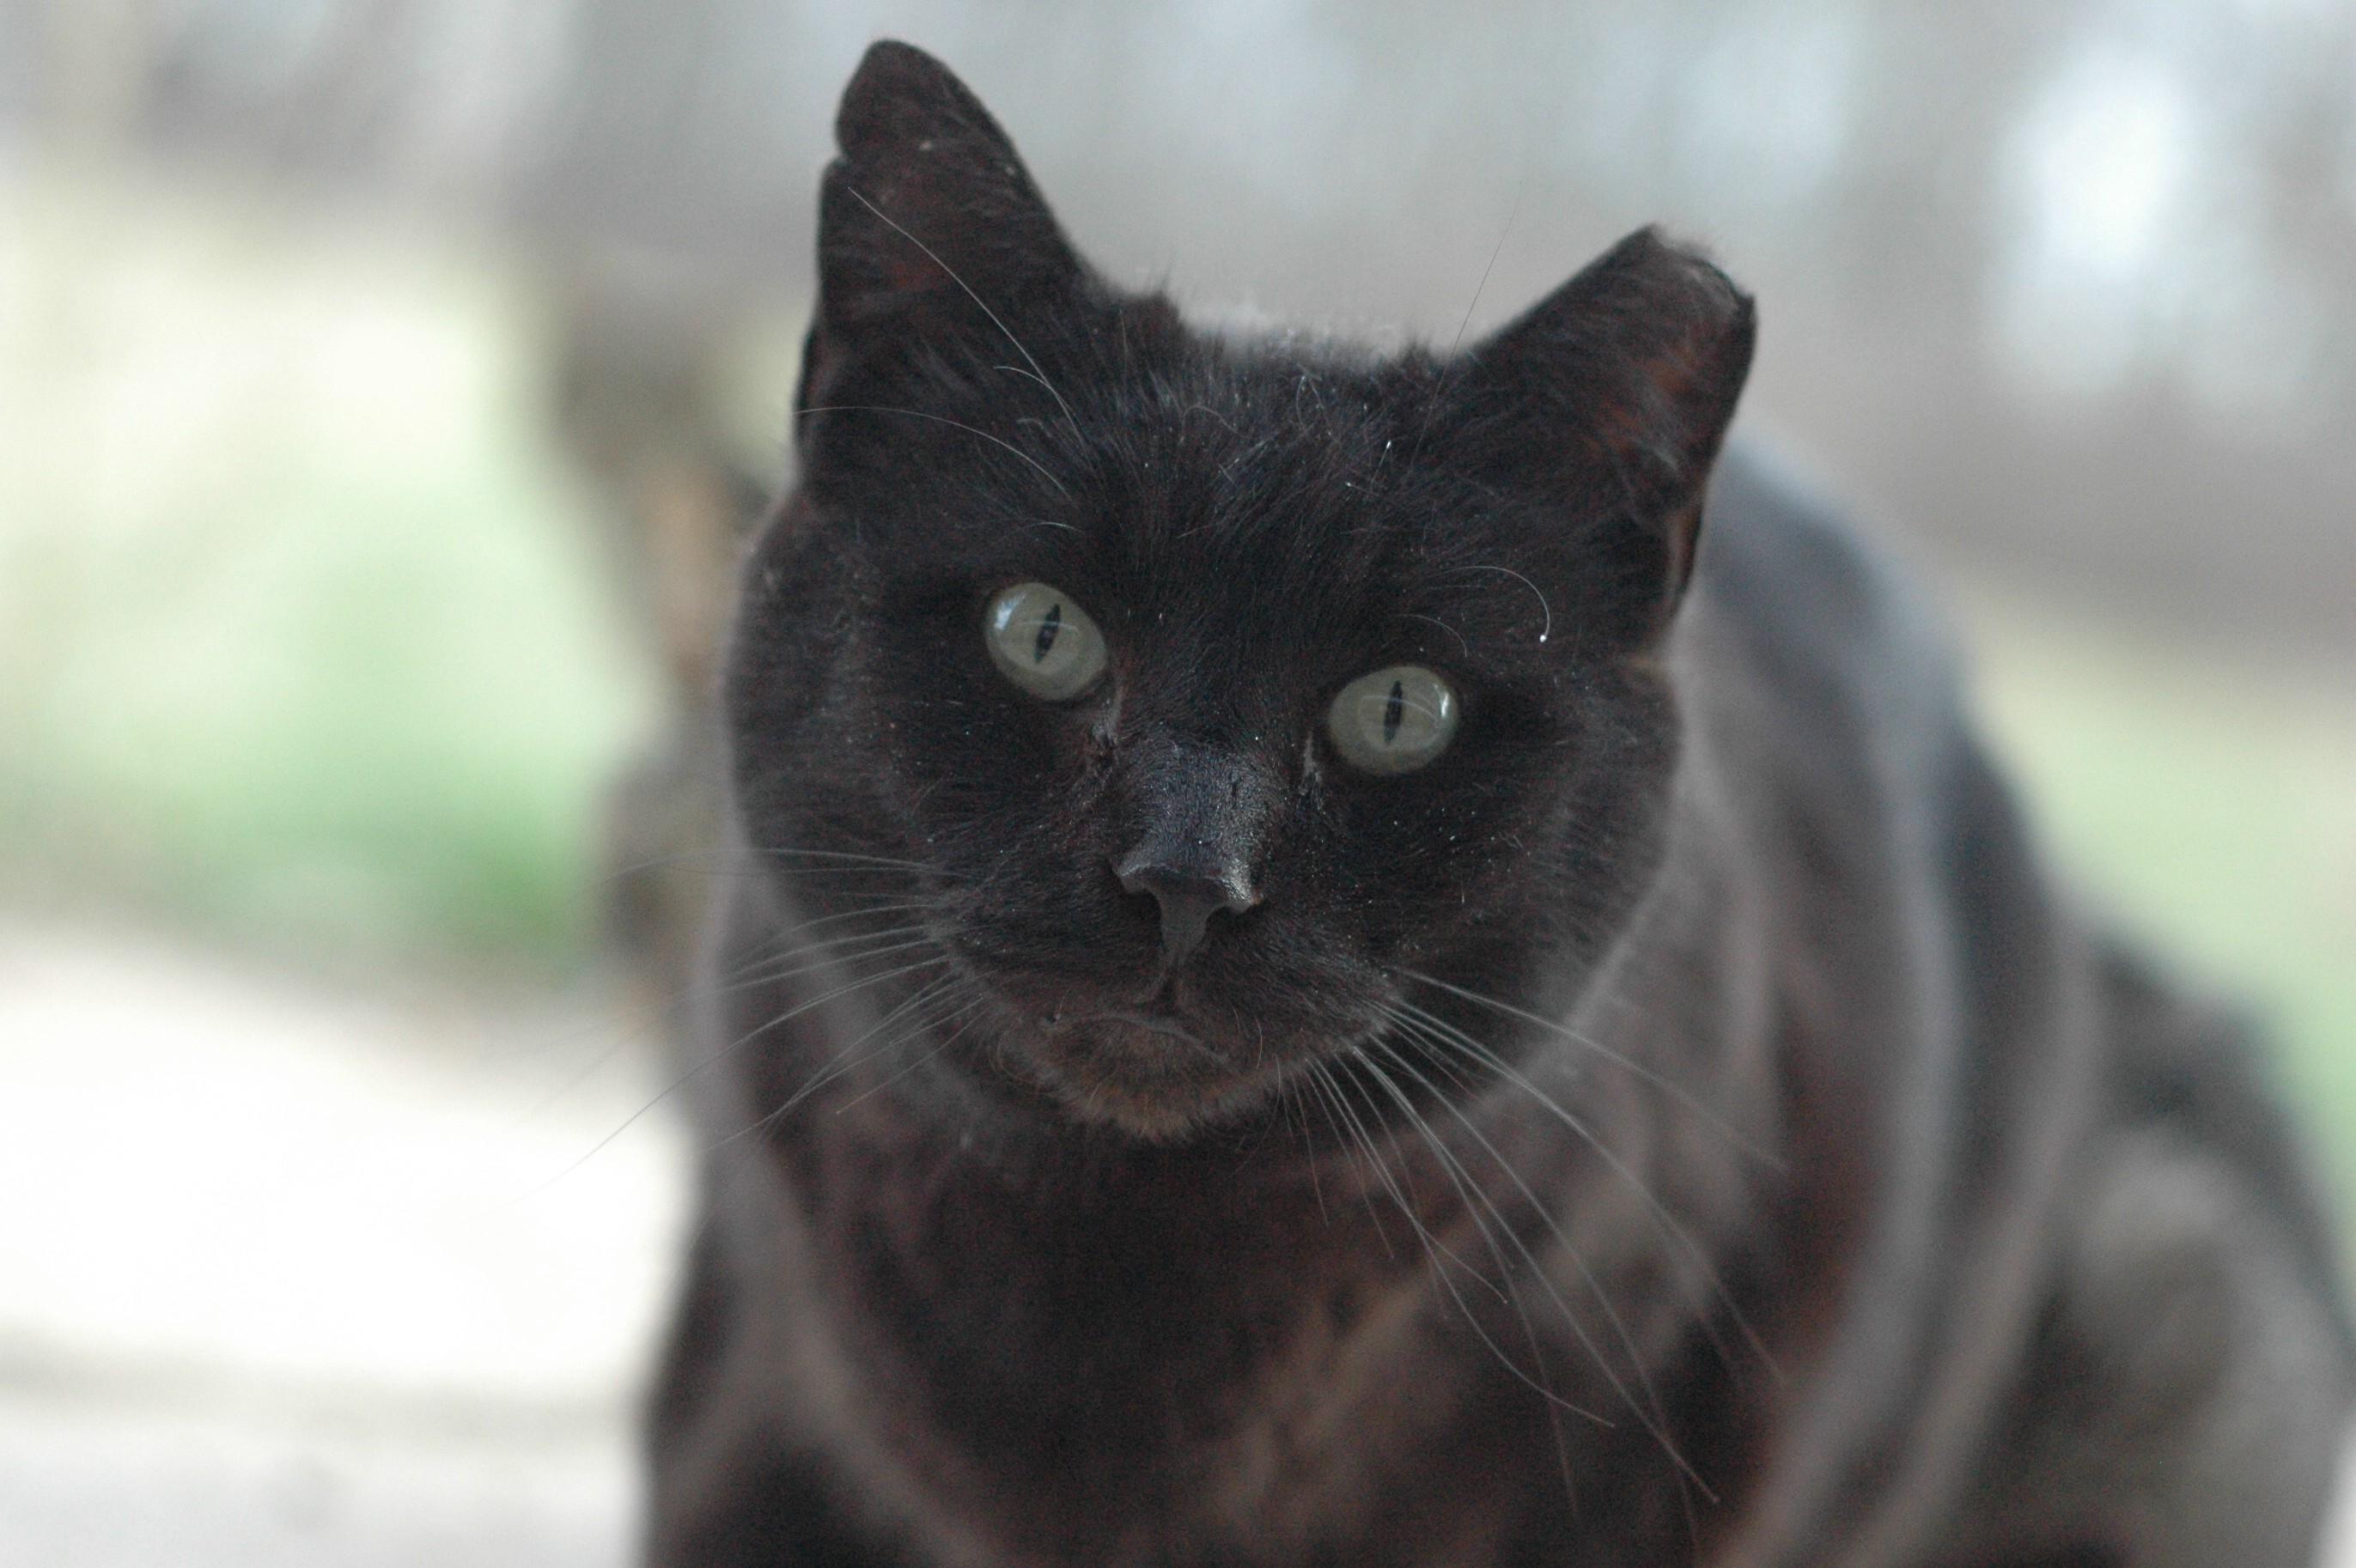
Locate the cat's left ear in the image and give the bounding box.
[800,41,1087,410]
[1452,228,1755,641]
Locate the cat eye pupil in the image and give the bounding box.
[984,581,1107,702]
[1327,664,1458,775]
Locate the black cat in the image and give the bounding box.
[645,41,2353,1568]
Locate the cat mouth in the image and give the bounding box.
[944,947,1383,1138]
[1000,998,1288,1139]
[1088,1006,1206,1045]
[1041,1004,1229,1072]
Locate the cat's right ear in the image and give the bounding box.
[799,42,1086,412]
[1448,228,1755,643]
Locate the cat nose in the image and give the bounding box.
[1112,854,1257,968]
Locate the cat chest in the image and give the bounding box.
[794,1152,1525,1565]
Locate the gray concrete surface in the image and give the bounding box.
[0,1392,630,1565]
[0,921,688,1564]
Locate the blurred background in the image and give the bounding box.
[3,1,2352,1561]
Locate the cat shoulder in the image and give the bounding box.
[1683,439,1970,787]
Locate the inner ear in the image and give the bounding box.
[808,41,1087,392]
[1450,228,1756,637]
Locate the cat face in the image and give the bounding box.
[725,43,1752,1140]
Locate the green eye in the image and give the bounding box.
[1327,665,1458,775]
[983,581,1109,701]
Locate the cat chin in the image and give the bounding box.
[990,1009,1309,1144]
[1033,1066,1291,1144]
[934,952,1382,1140]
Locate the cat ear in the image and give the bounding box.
[1453,228,1756,636]
[805,41,1085,398]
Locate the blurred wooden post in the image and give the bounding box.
[548,283,777,1041]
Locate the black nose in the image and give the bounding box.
[1114,855,1257,968]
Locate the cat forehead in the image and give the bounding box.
[999,361,1452,573]
[964,456,1548,672]
[851,317,1564,656]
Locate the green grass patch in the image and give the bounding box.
[0,172,653,969]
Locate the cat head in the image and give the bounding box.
[727,41,1754,1142]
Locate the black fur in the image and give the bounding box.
[646,41,2353,1568]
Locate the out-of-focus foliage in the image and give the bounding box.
[0,175,653,965]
